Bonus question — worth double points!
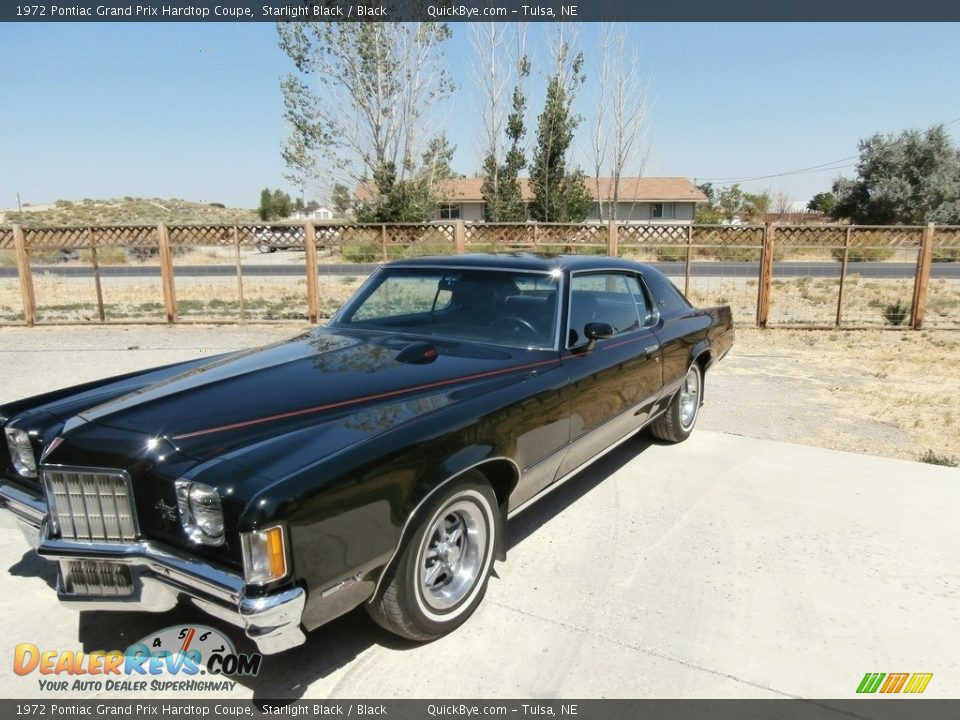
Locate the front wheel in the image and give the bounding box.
[650,363,702,443]
[366,474,498,641]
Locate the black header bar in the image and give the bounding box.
[3,0,959,22]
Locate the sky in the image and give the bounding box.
[1,22,958,211]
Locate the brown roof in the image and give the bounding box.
[355,176,707,204]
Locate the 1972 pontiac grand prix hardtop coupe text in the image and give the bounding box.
[0,254,733,654]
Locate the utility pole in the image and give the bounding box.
[16,191,23,222]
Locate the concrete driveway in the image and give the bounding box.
[0,327,957,699]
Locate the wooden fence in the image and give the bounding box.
[1,221,958,329]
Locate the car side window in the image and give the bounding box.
[568,273,643,346]
[626,275,656,327]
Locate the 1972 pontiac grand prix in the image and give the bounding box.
[0,254,733,654]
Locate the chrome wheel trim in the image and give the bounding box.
[679,366,701,431]
[417,499,488,612]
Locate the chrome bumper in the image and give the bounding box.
[0,482,46,548]
[0,483,306,655]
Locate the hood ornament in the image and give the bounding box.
[39,436,64,464]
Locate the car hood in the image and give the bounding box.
[70,328,557,462]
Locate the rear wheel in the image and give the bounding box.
[651,363,702,443]
[366,474,498,641]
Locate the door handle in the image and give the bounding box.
[643,344,660,355]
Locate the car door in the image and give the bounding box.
[556,270,663,478]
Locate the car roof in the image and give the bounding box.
[384,252,654,274]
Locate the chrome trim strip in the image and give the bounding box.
[0,483,47,528]
[507,408,668,520]
[369,455,521,599]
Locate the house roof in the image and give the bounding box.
[355,176,708,204]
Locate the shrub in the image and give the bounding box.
[932,247,960,262]
[342,244,381,263]
[831,247,895,262]
[655,246,688,262]
[918,449,959,467]
[882,299,910,326]
[80,247,128,265]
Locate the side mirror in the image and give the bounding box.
[584,322,614,341]
[575,322,614,352]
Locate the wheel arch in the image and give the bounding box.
[369,455,519,599]
[690,343,712,400]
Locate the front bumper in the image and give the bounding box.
[0,482,306,655]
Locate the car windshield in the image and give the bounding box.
[331,267,561,350]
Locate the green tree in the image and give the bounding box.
[480,36,530,222]
[277,23,455,217]
[258,188,293,221]
[831,125,960,224]
[695,184,769,223]
[694,182,724,223]
[807,191,837,215]
[529,43,591,223]
[331,183,352,217]
[271,189,292,219]
[258,188,273,221]
[355,135,456,223]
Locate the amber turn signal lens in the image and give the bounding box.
[240,525,288,585]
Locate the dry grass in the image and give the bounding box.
[732,328,960,463]
[0,272,365,323]
[2,198,256,227]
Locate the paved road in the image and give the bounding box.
[3,261,959,279]
[0,327,957,699]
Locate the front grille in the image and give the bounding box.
[43,468,138,542]
[60,560,133,596]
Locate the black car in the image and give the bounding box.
[0,254,733,654]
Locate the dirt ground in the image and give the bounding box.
[697,327,960,465]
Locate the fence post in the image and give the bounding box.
[12,224,36,326]
[911,223,935,330]
[88,227,106,322]
[835,226,851,327]
[684,224,693,297]
[156,223,176,323]
[304,223,319,324]
[232,226,246,323]
[454,219,466,254]
[606,220,618,256]
[757,222,776,328]
[381,224,388,262]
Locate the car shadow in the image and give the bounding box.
[8,549,58,590]
[58,431,658,700]
[507,431,655,551]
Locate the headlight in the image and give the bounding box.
[241,526,288,585]
[174,480,224,546]
[4,428,37,478]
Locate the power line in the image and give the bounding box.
[697,114,960,185]
[697,157,858,184]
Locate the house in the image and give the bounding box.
[432,176,708,223]
[290,207,334,221]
